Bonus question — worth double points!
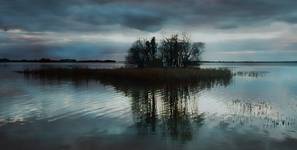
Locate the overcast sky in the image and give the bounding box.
[1,0,297,61]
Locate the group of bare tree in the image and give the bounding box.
[126,37,158,68]
[126,34,205,68]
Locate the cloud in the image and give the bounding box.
[1,0,297,32]
[0,0,167,32]
[1,0,297,60]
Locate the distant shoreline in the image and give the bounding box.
[199,61,297,63]
[0,58,116,63]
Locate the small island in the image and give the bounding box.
[18,34,232,83]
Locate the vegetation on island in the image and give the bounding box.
[126,33,205,68]
[17,33,232,83]
[19,67,232,84]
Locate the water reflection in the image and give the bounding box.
[20,69,232,143]
[127,85,204,142]
[2,63,297,149]
[95,76,232,142]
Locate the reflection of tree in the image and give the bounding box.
[127,85,204,142]
[130,88,158,135]
[111,79,231,143]
[159,85,201,142]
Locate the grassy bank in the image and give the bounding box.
[18,67,232,84]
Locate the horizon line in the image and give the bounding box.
[1,58,297,63]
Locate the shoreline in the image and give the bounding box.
[2,61,297,64]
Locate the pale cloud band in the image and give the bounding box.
[1,0,297,60]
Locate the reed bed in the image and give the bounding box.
[18,67,232,84]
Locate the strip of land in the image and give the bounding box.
[0,58,116,63]
[198,61,297,63]
[17,68,232,84]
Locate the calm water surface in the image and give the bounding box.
[1,63,297,150]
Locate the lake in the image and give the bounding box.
[1,62,297,150]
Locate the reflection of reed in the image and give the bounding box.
[229,99,273,117]
[234,71,269,78]
[224,100,297,130]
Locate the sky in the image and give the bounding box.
[1,0,297,61]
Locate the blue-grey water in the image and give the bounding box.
[1,63,297,150]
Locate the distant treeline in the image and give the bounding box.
[0,58,116,63]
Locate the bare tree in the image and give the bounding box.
[126,39,146,68]
[126,37,159,68]
[159,34,204,67]
[126,34,204,68]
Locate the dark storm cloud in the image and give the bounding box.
[1,0,297,60]
[1,0,297,32]
[0,0,166,32]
